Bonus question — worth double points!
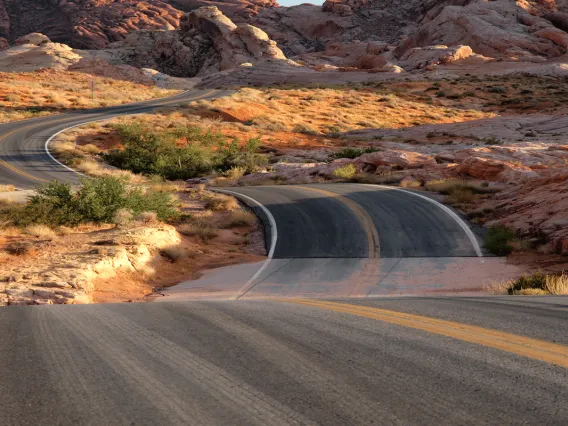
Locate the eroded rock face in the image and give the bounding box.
[0,0,279,50]
[0,0,183,49]
[108,6,287,77]
[395,0,568,60]
[171,0,278,23]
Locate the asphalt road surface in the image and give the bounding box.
[0,297,566,425]
[0,88,566,425]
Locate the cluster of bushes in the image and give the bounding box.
[104,123,268,180]
[329,147,380,160]
[503,271,568,295]
[483,225,516,256]
[1,177,179,228]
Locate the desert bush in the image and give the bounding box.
[204,194,239,211]
[504,271,568,295]
[425,179,496,195]
[160,246,185,263]
[2,177,178,227]
[105,123,267,180]
[0,184,15,192]
[333,164,357,179]
[113,209,134,227]
[484,225,516,256]
[178,222,219,243]
[329,147,379,160]
[136,211,158,224]
[400,180,422,188]
[5,242,34,256]
[223,210,256,228]
[78,144,102,154]
[226,166,246,181]
[445,188,475,204]
[23,224,57,240]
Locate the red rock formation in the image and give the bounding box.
[171,0,278,23]
[0,1,278,50]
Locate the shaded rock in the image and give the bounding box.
[108,6,288,77]
[15,33,50,46]
[356,151,437,169]
[398,45,474,70]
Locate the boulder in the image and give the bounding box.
[356,151,437,169]
[15,33,50,46]
[0,37,8,51]
[398,45,474,70]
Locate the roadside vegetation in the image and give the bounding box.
[105,123,268,180]
[491,271,568,295]
[0,70,175,123]
[0,177,178,228]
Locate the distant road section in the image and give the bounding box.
[0,89,230,189]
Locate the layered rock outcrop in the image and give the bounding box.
[0,0,278,50]
[108,6,288,77]
[0,0,183,49]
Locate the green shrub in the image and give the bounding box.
[105,124,267,180]
[333,164,357,179]
[484,225,516,256]
[2,177,179,227]
[329,147,380,160]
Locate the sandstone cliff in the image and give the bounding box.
[0,0,277,50]
[106,6,288,77]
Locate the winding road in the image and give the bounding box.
[0,90,566,425]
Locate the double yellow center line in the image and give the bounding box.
[283,299,568,368]
[301,186,380,258]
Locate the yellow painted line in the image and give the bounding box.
[0,90,218,183]
[300,186,380,258]
[282,299,568,368]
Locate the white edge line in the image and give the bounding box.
[214,189,278,299]
[359,184,484,259]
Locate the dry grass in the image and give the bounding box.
[0,184,16,192]
[0,226,21,237]
[489,271,568,295]
[5,241,35,256]
[23,224,57,240]
[186,86,493,136]
[0,70,176,123]
[333,164,357,179]
[544,273,568,295]
[160,246,185,263]
[73,158,142,182]
[136,211,158,224]
[223,210,256,228]
[113,209,134,227]
[178,221,219,243]
[400,180,422,188]
[204,194,239,212]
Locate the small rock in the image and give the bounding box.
[37,281,71,289]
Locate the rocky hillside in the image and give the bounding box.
[0,0,276,50]
[105,6,290,77]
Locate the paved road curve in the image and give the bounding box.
[0,89,231,188]
[0,297,566,425]
[0,86,566,424]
